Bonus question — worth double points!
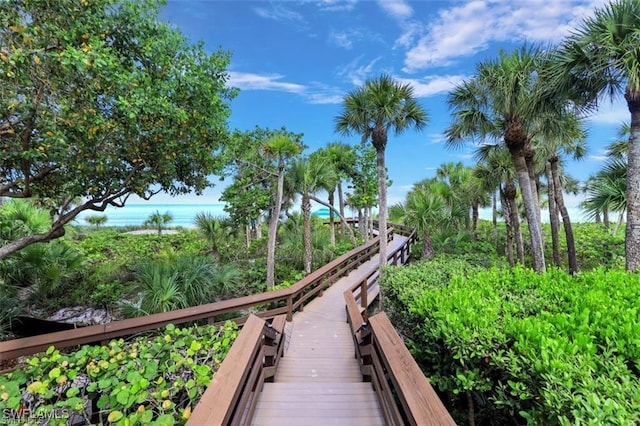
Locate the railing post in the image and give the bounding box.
[264,323,277,383]
[360,278,368,310]
[286,296,293,321]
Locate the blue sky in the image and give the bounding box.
[145,0,628,213]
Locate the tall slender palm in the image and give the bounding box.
[264,134,303,287]
[550,0,640,270]
[475,145,524,265]
[536,113,587,273]
[446,47,564,272]
[335,74,428,266]
[286,156,332,275]
[324,142,357,238]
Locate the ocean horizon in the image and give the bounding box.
[75,203,229,228]
[74,203,600,228]
[74,203,334,228]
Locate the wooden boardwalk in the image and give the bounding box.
[251,235,409,426]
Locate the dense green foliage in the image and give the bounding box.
[0,322,237,425]
[0,0,235,258]
[383,260,640,425]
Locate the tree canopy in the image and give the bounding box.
[0,0,236,258]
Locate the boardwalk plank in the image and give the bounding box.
[250,236,409,426]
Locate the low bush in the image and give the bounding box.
[382,262,640,425]
[0,322,238,425]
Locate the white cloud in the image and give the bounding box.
[254,5,306,24]
[330,30,354,49]
[377,0,413,20]
[427,133,446,145]
[397,75,467,97]
[585,100,629,125]
[337,56,382,86]
[316,0,358,12]
[588,155,608,161]
[402,0,607,72]
[228,72,306,93]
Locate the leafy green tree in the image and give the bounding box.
[0,0,235,259]
[85,214,108,229]
[144,210,173,235]
[336,74,428,266]
[220,127,303,286]
[550,0,640,270]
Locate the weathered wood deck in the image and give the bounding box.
[250,235,409,426]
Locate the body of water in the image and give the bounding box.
[75,203,332,228]
[75,203,228,228]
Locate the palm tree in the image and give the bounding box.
[286,156,332,275]
[144,210,173,235]
[85,214,108,229]
[475,145,524,265]
[447,47,563,272]
[263,134,303,287]
[194,212,233,262]
[550,0,640,270]
[403,179,465,259]
[535,113,587,273]
[335,74,428,266]
[319,142,357,243]
[583,159,627,236]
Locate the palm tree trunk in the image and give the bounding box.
[329,190,336,246]
[525,144,543,228]
[493,190,498,250]
[511,150,545,272]
[256,215,263,239]
[471,202,479,240]
[266,168,285,287]
[546,164,562,268]
[302,193,312,275]
[500,188,515,266]
[422,231,434,259]
[377,148,388,267]
[338,181,345,236]
[245,224,251,248]
[625,98,640,271]
[367,206,373,239]
[308,195,356,244]
[551,158,578,274]
[358,208,366,240]
[602,208,609,228]
[505,181,525,265]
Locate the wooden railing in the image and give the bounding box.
[187,314,286,425]
[344,226,454,425]
[0,224,405,361]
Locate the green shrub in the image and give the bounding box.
[0,322,238,425]
[382,263,640,425]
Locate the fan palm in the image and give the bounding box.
[263,133,303,287]
[550,0,640,270]
[335,74,428,267]
[194,212,233,262]
[583,158,627,236]
[286,156,332,274]
[446,46,567,272]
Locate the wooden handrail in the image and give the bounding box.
[343,230,454,425]
[187,314,286,425]
[0,226,391,361]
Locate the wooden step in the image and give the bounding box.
[251,383,384,426]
